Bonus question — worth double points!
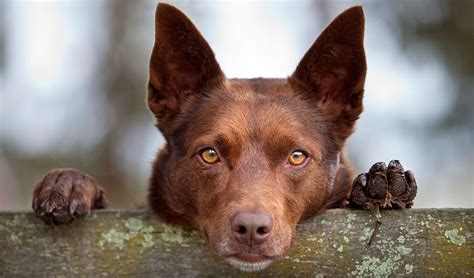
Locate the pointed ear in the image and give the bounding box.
[148,3,225,135]
[289,6,366,143]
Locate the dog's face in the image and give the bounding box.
[147,4,366,272]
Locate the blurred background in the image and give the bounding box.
[0,0,472,209]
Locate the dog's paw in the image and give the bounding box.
[32,168,107,224]
[349,160,417,210]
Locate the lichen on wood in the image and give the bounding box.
[0,209,472,276]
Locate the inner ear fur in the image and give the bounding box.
[148,3,225,137]
[289,6,367,144]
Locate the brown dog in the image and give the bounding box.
[32,3,417,272]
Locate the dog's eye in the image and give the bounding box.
[288,151,307,166]
[200,148,220,164]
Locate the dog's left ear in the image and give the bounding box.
[148,3,225,137]
[289,6,366,145]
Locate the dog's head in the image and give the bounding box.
[147,3,366,272]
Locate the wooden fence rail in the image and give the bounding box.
[0,209,472,276]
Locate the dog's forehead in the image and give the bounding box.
[229,78,288,93]
[177,77,322,152]
[214,79,307,135]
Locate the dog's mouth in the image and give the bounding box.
[224,253,276,272]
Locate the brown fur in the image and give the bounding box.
[147,3,366,263]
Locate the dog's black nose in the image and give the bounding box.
[231,211,273,246]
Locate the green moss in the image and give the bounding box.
[345,213,357,229]
[124,218,146,233]
[1,215,40,246]
[99,229,130,250]
[395,246,412,256]
[5,214,36,229]
[141,233,155,251]
[98,217,156,252]
[10,233,21,244]
[86,213,98,220]
[347,213,357,222]
[160,223,185,244]
[337,245,344,252]
[351,256,394,277]
[351,234,414,276]
[444,229,465,246]
[405,264,414,274]
[359,227,373,242]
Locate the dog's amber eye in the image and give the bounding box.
[289,151,307,166]
[200,148,219,164]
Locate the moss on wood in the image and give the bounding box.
[0,209,472,276]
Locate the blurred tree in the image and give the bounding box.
[1,0,157,208]
[85,0,150,207]
[390,0,474,130]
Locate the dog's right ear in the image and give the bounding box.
[148,3,224,136]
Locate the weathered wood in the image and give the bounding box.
[0,209,472,276]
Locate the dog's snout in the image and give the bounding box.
[231,212,273,246]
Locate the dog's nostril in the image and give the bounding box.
[238,226,247,234]
[256,226,267,235]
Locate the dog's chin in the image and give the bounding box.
[224,253,274,272]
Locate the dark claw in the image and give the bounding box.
[75,203,88,216]
[53,210,74,225]
[368,162,387,174]
[401,170,417,208]
[367,162,388,200]
[350,174,371,209]
[32,197,39,211]
[387,160,406,197]
[37,212,52,225]
[405,170,417,190]
[94,193,108,209]
[44,201,55,214]
[69,200,78,215]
